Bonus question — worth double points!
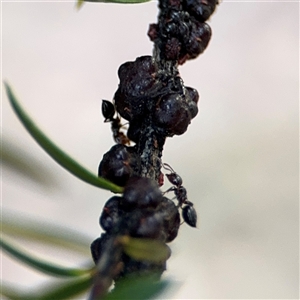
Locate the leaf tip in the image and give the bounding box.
[76,0,84,9]
[3,80,10,93]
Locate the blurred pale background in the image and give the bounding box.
[2,1,299,299]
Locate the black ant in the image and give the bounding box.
[162,162,197,228]
[102,100,130,145]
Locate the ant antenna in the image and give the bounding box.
[161,162,176,174]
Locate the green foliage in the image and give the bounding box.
[104,274,170,300]
[4,82,123,194]
[1,276,92,300]
[120,236,171,263]
[2,215,91,255]
[1,212,171,299]
[0,216,94,299]
[0,237,92,277]
[3,82,172,299]
[1,139,58,188]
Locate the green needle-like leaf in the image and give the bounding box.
[104,273,169,300]
[120,236,171,263]
[38,276,92,300]
[1,139,58,189]
[4,82,123,194]
[2,214,91,255]
[76,0,151,9]
[0,237,93,277]
[1,276,92,300]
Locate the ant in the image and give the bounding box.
[162,162,197,228]
[102,100,130,145]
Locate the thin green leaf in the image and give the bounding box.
[39,276,92,300]
[76,0,84,9]
[0,284,23,300]
[0,237,93,277]
[1,276,92,300]
[2,214,91,255]
[104,273,169,300]
[4,82,123,194]
[76,0,151,9]
[120,236,171,263]
[1,138,58,189]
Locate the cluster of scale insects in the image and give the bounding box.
[90,0,218,285]
[91,99,197,279]
[101,99,197,228]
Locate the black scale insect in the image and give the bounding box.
[162,162,197,227]
[102,99,130,145]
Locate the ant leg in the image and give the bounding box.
[163,186,176,195]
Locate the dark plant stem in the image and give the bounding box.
[137,125,165,180]
[89,237,123,300]
[90,0,218,297]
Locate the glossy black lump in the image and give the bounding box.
[159,0,182,10]
[126,197,180,242]
[153,87,198,136]
[155,197,181,242]
[184,21,212,60]
[127,210,165,240]
[121,176,163,210]
[114,56,164,122]
[98,144,140,187]
[148,0,216,64]
[100,196,123,233]
[125,87,199,139]
[94,202,180,251]
[185,86,199,118]
[113,54,199,139]
[91,177,181,280]
[183,0,218,22]
[154,93,190,136]
[90,233,110,264]
[159,11,191,60]
[98,181,180,242]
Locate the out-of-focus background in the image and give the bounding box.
[2,1,299,299]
